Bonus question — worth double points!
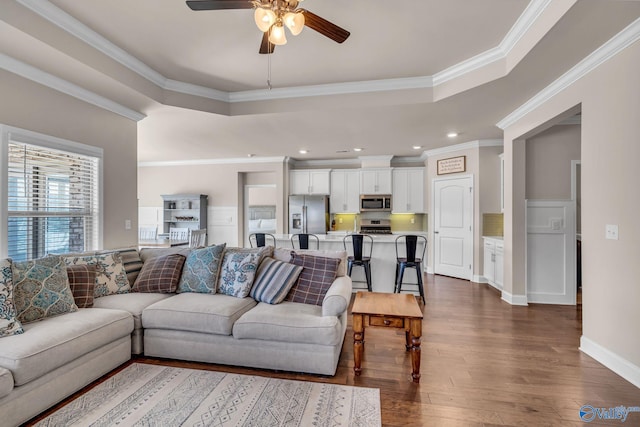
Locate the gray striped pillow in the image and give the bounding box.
[250,257,303,304]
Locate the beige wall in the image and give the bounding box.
[503,41,640,370]
[138,161,287,243]
[0,71,138,250]
[526,124,581,199]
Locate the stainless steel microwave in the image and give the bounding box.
[360,195,392,212]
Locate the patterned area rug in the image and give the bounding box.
[35,363,381,426]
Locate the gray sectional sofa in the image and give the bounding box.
[0,246,352,427]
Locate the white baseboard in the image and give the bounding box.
[472,275,488,283]
[426,266,434,274]
[501,290,528,306]
[580,336,640,388]
[527,292,576,305]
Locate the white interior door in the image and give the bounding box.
[433,176,473,280]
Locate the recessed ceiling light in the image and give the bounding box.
[412,145,422,150]
[247,153,255,157]
[353,147,363,152]
[447,132,458,138]
[299,149,308,154]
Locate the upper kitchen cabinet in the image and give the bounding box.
[360,168,392,194]
[392,167,425,213]
[289,169,331,195]
[330,169,360,213]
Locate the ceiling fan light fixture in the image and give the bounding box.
[254,7,276,32]
[269,22,287,45]
[284,11,305,35]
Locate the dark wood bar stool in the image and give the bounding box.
[291,233,320,249]
[249,233,276,248]
[343,233,373,292]
[395,235,427,304]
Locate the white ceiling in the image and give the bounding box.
[3,0,640,162]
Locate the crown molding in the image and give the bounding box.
[18,0,552,104]
[497,17,640,130]
[0,53,146,121]
[289,158,362,168]
[138,156,287,167]
[423,139,503,157]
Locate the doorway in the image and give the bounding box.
[432,175,474,280]
[244,185,277,247]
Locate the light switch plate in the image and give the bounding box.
[605,224,618,240]
[125,219,132,230]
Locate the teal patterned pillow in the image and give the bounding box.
[1,258,24,337]
[64,252,130,298]
[12,256,78,324]
[178,244,226,293]
[218,246,272,298]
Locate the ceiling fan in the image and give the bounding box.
[186,0,350,54]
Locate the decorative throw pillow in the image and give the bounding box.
[12,256,78,323]
[66,264,97,308]
[0,258,24,337]
[250,257,303,304]
[218,246,272,298]
[132,254,186,293]
[285,253,340,306]
[178,244,226,293]
[64,252,130,298]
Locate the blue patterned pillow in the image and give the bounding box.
[218,246,272,298]
[178,244,226,293]
[64,252,130,298]
[250,257,303,304]
[1,258,24,337]
[12,256,78,323]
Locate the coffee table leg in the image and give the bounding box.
[410,318,422,383]
[353,313,364,376]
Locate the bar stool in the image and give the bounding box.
[343,234,373,292]
[291,233,320,250]
[249,233,276,248]
[395,235,427,304]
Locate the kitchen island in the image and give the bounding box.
[272,233,427,294]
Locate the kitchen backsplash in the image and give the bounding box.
[483,213,504,236]
[331,213,427,232]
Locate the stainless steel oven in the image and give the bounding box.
[360,195,392,212]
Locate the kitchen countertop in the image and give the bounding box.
[273,232,427,243]
[483,236,504,241]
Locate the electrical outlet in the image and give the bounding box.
[125,219,131,230]
[410,217,415,224]
[339,218,343,224]
[605,224,619,240]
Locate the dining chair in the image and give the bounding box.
[249,233,276,248]
[189,229,207,248]
[291,233,320,250]
[169,227,190,241]
[394,234,427,304]
[343,233,373,292]
[139,226,157,240]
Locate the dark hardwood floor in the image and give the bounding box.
[25,275,639,426]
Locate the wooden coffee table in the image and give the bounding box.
[351,291,424,383]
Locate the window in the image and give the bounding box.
[1,126,102,261]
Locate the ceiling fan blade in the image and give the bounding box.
[259,31,275,54]
[301,10,350,43]
[186,0,253,11]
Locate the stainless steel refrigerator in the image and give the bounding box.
[289,195,330,234]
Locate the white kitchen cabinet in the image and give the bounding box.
[392,167,425,213]
[330,169,360,213]
[289,169,331,195]
[360,168,392,194]
[483,237,503,290]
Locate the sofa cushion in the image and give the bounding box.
[0,308,132,386]
[97,248,143,285]
[274,248,347,277]
[93,292,172,330]
[285,253,340,306]
[233,302,343,346]
[250,257,303,304]
[142,293,256,336]
[66,264,96,308]
[140,247,192,263]
[64,252,130,298]
[218,247,272,298]
[0,367,12,399]
[132,254,186,293]
[178,244,226,294]
[12,256,78,324]
[0,258,23,337]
